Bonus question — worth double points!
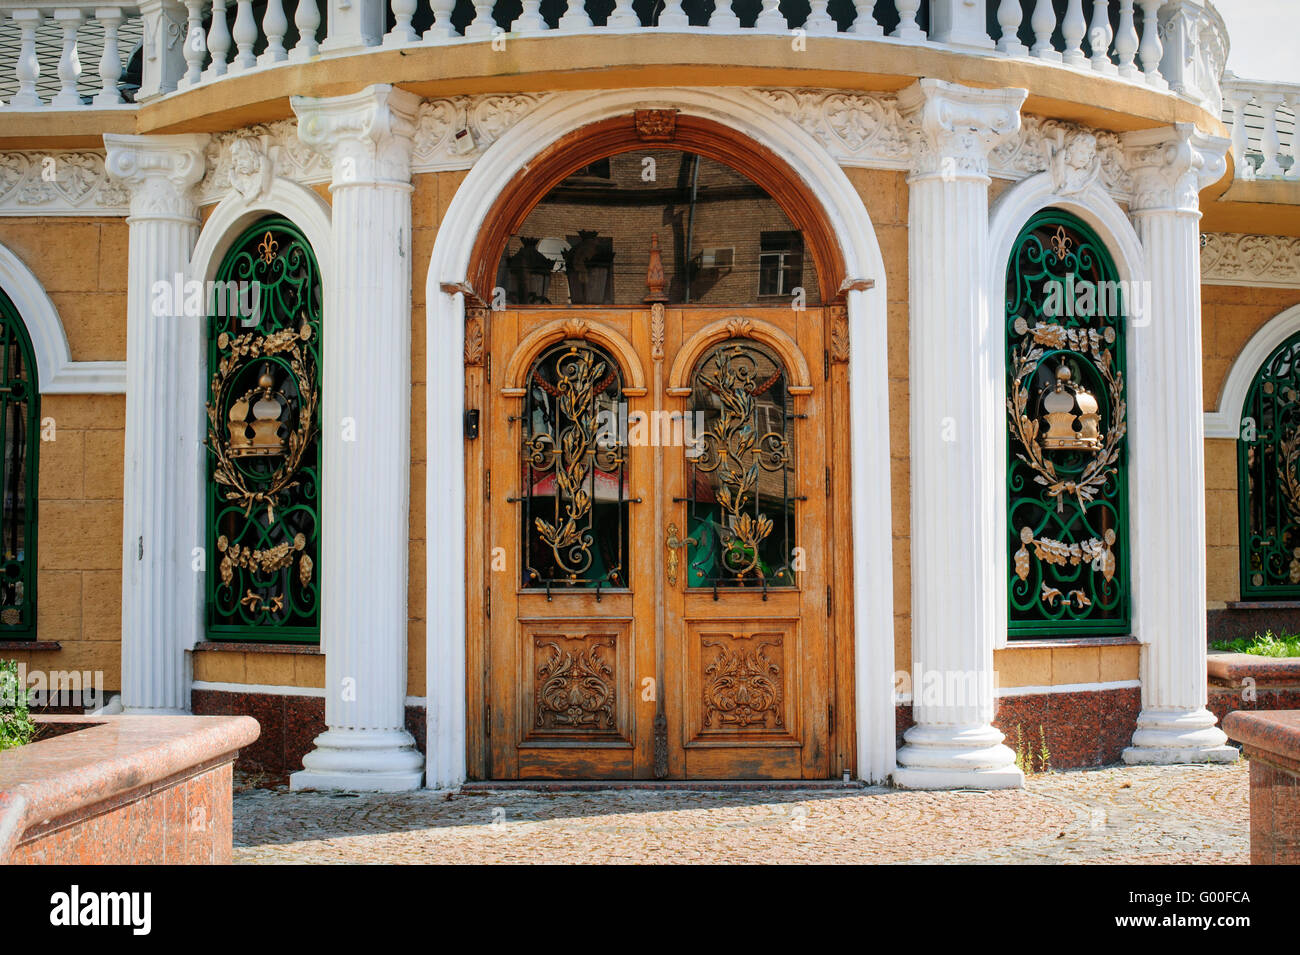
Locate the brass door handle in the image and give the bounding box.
[665,522,697,587]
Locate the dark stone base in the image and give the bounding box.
[894,686,1142,770]
[191,689,426,774]
[1208,603,1300,645]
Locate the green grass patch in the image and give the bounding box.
[1210,629,1300,658]
[0,659,35,752]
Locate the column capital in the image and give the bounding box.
[1123,122,1229,215]
[897,79,1026,181]
[103,133,209,222]
[291,84,422,188]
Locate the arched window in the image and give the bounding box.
[1238,330,1300,596]
[1005,210,1130,637]
[684,339,796,589]
[496,149,820,307]
[522,340,629,589]
[0,286,37,638]
[205,217,322,642]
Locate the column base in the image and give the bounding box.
[894,722,1025,790]
[290,728,425,792]
[1122,708,1238,765]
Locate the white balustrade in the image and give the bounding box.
[93,6,125,105]
[179,0,206,88]
[230,0,258,71]
[291,0,321,60]
[995,0,1026,56]
[206,0,232,79]
[1222,77,1300,182]
[51,8,84,106]
[260,0,289,63]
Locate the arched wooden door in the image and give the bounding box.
[478,304,836,779]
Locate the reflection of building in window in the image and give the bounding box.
[758,231,803,298]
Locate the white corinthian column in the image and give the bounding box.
[894,79,1028,790]
[1122,123,1237,765]
[289,85,425,791]
[105,134,209,715]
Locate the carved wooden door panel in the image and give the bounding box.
[483,307,833,779]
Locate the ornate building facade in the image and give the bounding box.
[0,0,1291,790]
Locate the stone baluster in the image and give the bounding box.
[385,0,419,44]
[94,7,126,105]
[103,133,210,715]
[1061,0,1086,67]
[1221,85,1251,178]
[995,0,1026,56]
[804,0,833,34]
[893,0,924,41]
[51,9,85,107]
[1283,93,1300,180]
[513,0,549,32]
[1257,92,1285,179]
[10,9,43,108]
[465,0,498,36]
[657,0,688,29]
[606,0,638,28]
[260,0,289,62]
[1029,0,1060,61]
[754,0,786,33]
[290,0,321,60]
[1137,0,1168,89]
[205,0,231,79]
[424,0,458,39]
[178,0,206,88]
[1115,0,1140,79]
[289,85,425,792]
[1088,0,1115,74]
[894,78,1028,790]
[709,0,740,31]
[849,0,882,36]
[322,0,386,51]
[230,0,257,70]
[1121,123,1236,768]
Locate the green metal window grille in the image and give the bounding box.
[205,217,321,643]
[1006,210,1130,637]
[0,287,38,638]
[1237,330,1300,596]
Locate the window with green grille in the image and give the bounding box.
[1238,330,1300,596]
[205,217,321,643]
[0,287,37,638]
[1005,210,1130,637]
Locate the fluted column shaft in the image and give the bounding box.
[894,79,1027,790]
[290,85,424,791]
[1122,123,1237,765]
[104,134,209,714]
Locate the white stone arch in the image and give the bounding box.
[0,241,126,393]
[182,179,333,654]
[423,87,896,787]
[988,173,1147,648]
[1205,303,1300,439]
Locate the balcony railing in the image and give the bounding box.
[1221,73,1300,181]
[0,1,1231,116]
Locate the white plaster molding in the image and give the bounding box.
[289,85,425,793]
[893,78,1027,791]
[423,86,897,788]
[987,172,1147,651]
[0,151,131,217]
[0,243,126,393]
[1205,303,1300,438]
[1201,233,1300,288]
[754,88,1132,199]
[197,93,552,205]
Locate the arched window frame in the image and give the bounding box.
[1005,209,1131,638]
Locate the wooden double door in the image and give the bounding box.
[469,304,848,779]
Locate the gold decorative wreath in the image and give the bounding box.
[1007,322,1126,513]
[206,321,319,524]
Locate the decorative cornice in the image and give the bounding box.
[1201,233,1300,288]
[291,84,423,187]
[0,152,131,217]
[103,133,209,222]
[1123,122,1229,215]
[896,79,1027,180]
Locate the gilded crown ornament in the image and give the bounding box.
[227,363,290,458]
[1039,362,1102,452]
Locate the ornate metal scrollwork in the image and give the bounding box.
[1006,212,1129,635]
[686,340,795,587]
[205,218,321,639]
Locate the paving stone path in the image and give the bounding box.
[232,761,1248,864]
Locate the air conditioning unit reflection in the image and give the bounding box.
[699,247,734,269]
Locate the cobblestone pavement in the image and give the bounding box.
[232,761,1248,864]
